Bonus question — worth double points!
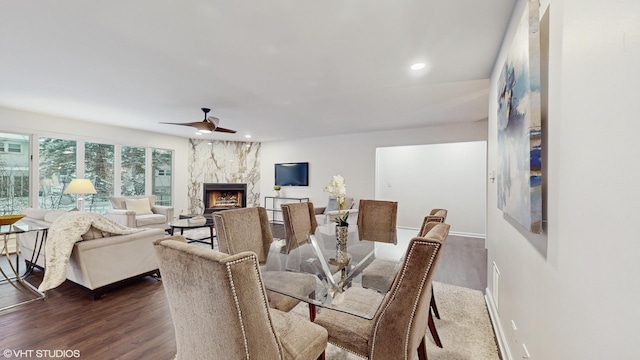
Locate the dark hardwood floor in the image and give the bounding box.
[0,269,176,360]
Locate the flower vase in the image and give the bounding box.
[335,224,349,265]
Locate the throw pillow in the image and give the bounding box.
[125,198,153,215]
[81,226,112,241]
[324,197,355,214]
[324,197,339,214]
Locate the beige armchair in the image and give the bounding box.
[154,236,328,360]
[314,196,358,225]
[105,195,173,230]
[314,223,449,360]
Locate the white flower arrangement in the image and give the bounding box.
[323,175,349,226]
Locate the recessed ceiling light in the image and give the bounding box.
[411,62,426,70]
[245,135,251,139]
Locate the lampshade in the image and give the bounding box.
[63,179,97,195]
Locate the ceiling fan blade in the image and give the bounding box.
[214,127,237,133]
[160,121,215,132]
[208,116,220,127]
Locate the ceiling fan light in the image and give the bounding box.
[200,129,212,133]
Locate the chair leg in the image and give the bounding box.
[428,310,443,348]
[309,304,316,321]
[417,336,427,360]
[430,286,440,319]
[317,350,325,360]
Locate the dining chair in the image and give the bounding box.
[361,216,449,348]
[154,236,328,360]
[314,223,450,360]
[213,207,317,318]
[420,209,448,325]
[419,208,448,236]
[281,201,318,253]
[357,199,398,244]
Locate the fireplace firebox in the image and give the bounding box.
[203,183,247,214]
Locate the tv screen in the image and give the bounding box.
[275,162,309,186]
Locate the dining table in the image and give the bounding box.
[261,222,417,319]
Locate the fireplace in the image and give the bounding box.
[203,183,247,214]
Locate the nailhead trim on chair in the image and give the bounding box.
[226,253,283,360]
[370,240,440,359]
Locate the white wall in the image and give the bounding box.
[376,141,487,235]
[486,1,640,359]
[0,106,191,214]
[260,121,487,229]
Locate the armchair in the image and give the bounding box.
[105,195,173,230]
[314,196,358,225]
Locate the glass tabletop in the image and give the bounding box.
[262,223,417,319]
[0,219,49,235]
[168,218,213,228]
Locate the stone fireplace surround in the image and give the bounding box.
[203,183,247,215]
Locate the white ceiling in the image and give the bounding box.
[0,1,515,142]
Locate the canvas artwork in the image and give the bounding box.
[497,0,542,234]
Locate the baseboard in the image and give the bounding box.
[449,231,485,239]
[485,290,513,360]
[396,227,485,239]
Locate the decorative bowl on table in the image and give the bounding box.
[187,216,207,225]
[0,214,26,226]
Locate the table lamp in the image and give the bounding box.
[63,179,97,212]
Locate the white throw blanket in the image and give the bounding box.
[38,211,144,292]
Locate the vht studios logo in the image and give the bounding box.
[3,349,81,358]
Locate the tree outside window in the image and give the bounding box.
[38,137,77,210]
[121,146,145,196]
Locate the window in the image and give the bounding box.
[0,133,30,214]
[7,143,21,153]
[121,146,146,196]
[85,142,115,214]
[152,149,173,206]
[38,137,77,210]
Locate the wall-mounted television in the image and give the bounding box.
[275,162,309,186]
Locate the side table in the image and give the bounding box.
[1,220,47,312]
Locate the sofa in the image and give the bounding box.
[17,207,166,299]
[104,195,174,230]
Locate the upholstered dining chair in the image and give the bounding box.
[281,201,318,254]
[213,207,317,318]
[357,199,398,244]
[361,217,449,348]
[419,208,448,236]
[314,223,450,360]
[420,209,448,330]
[154,236,328,360]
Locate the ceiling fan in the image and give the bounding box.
[161,108,237,133]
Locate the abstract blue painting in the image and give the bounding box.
[497,0,542,234]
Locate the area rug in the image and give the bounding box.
[292,282,501,360]
[180,228,218,249]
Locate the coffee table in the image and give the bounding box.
[169,218,216,249]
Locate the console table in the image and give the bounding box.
[264,196,309,225]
